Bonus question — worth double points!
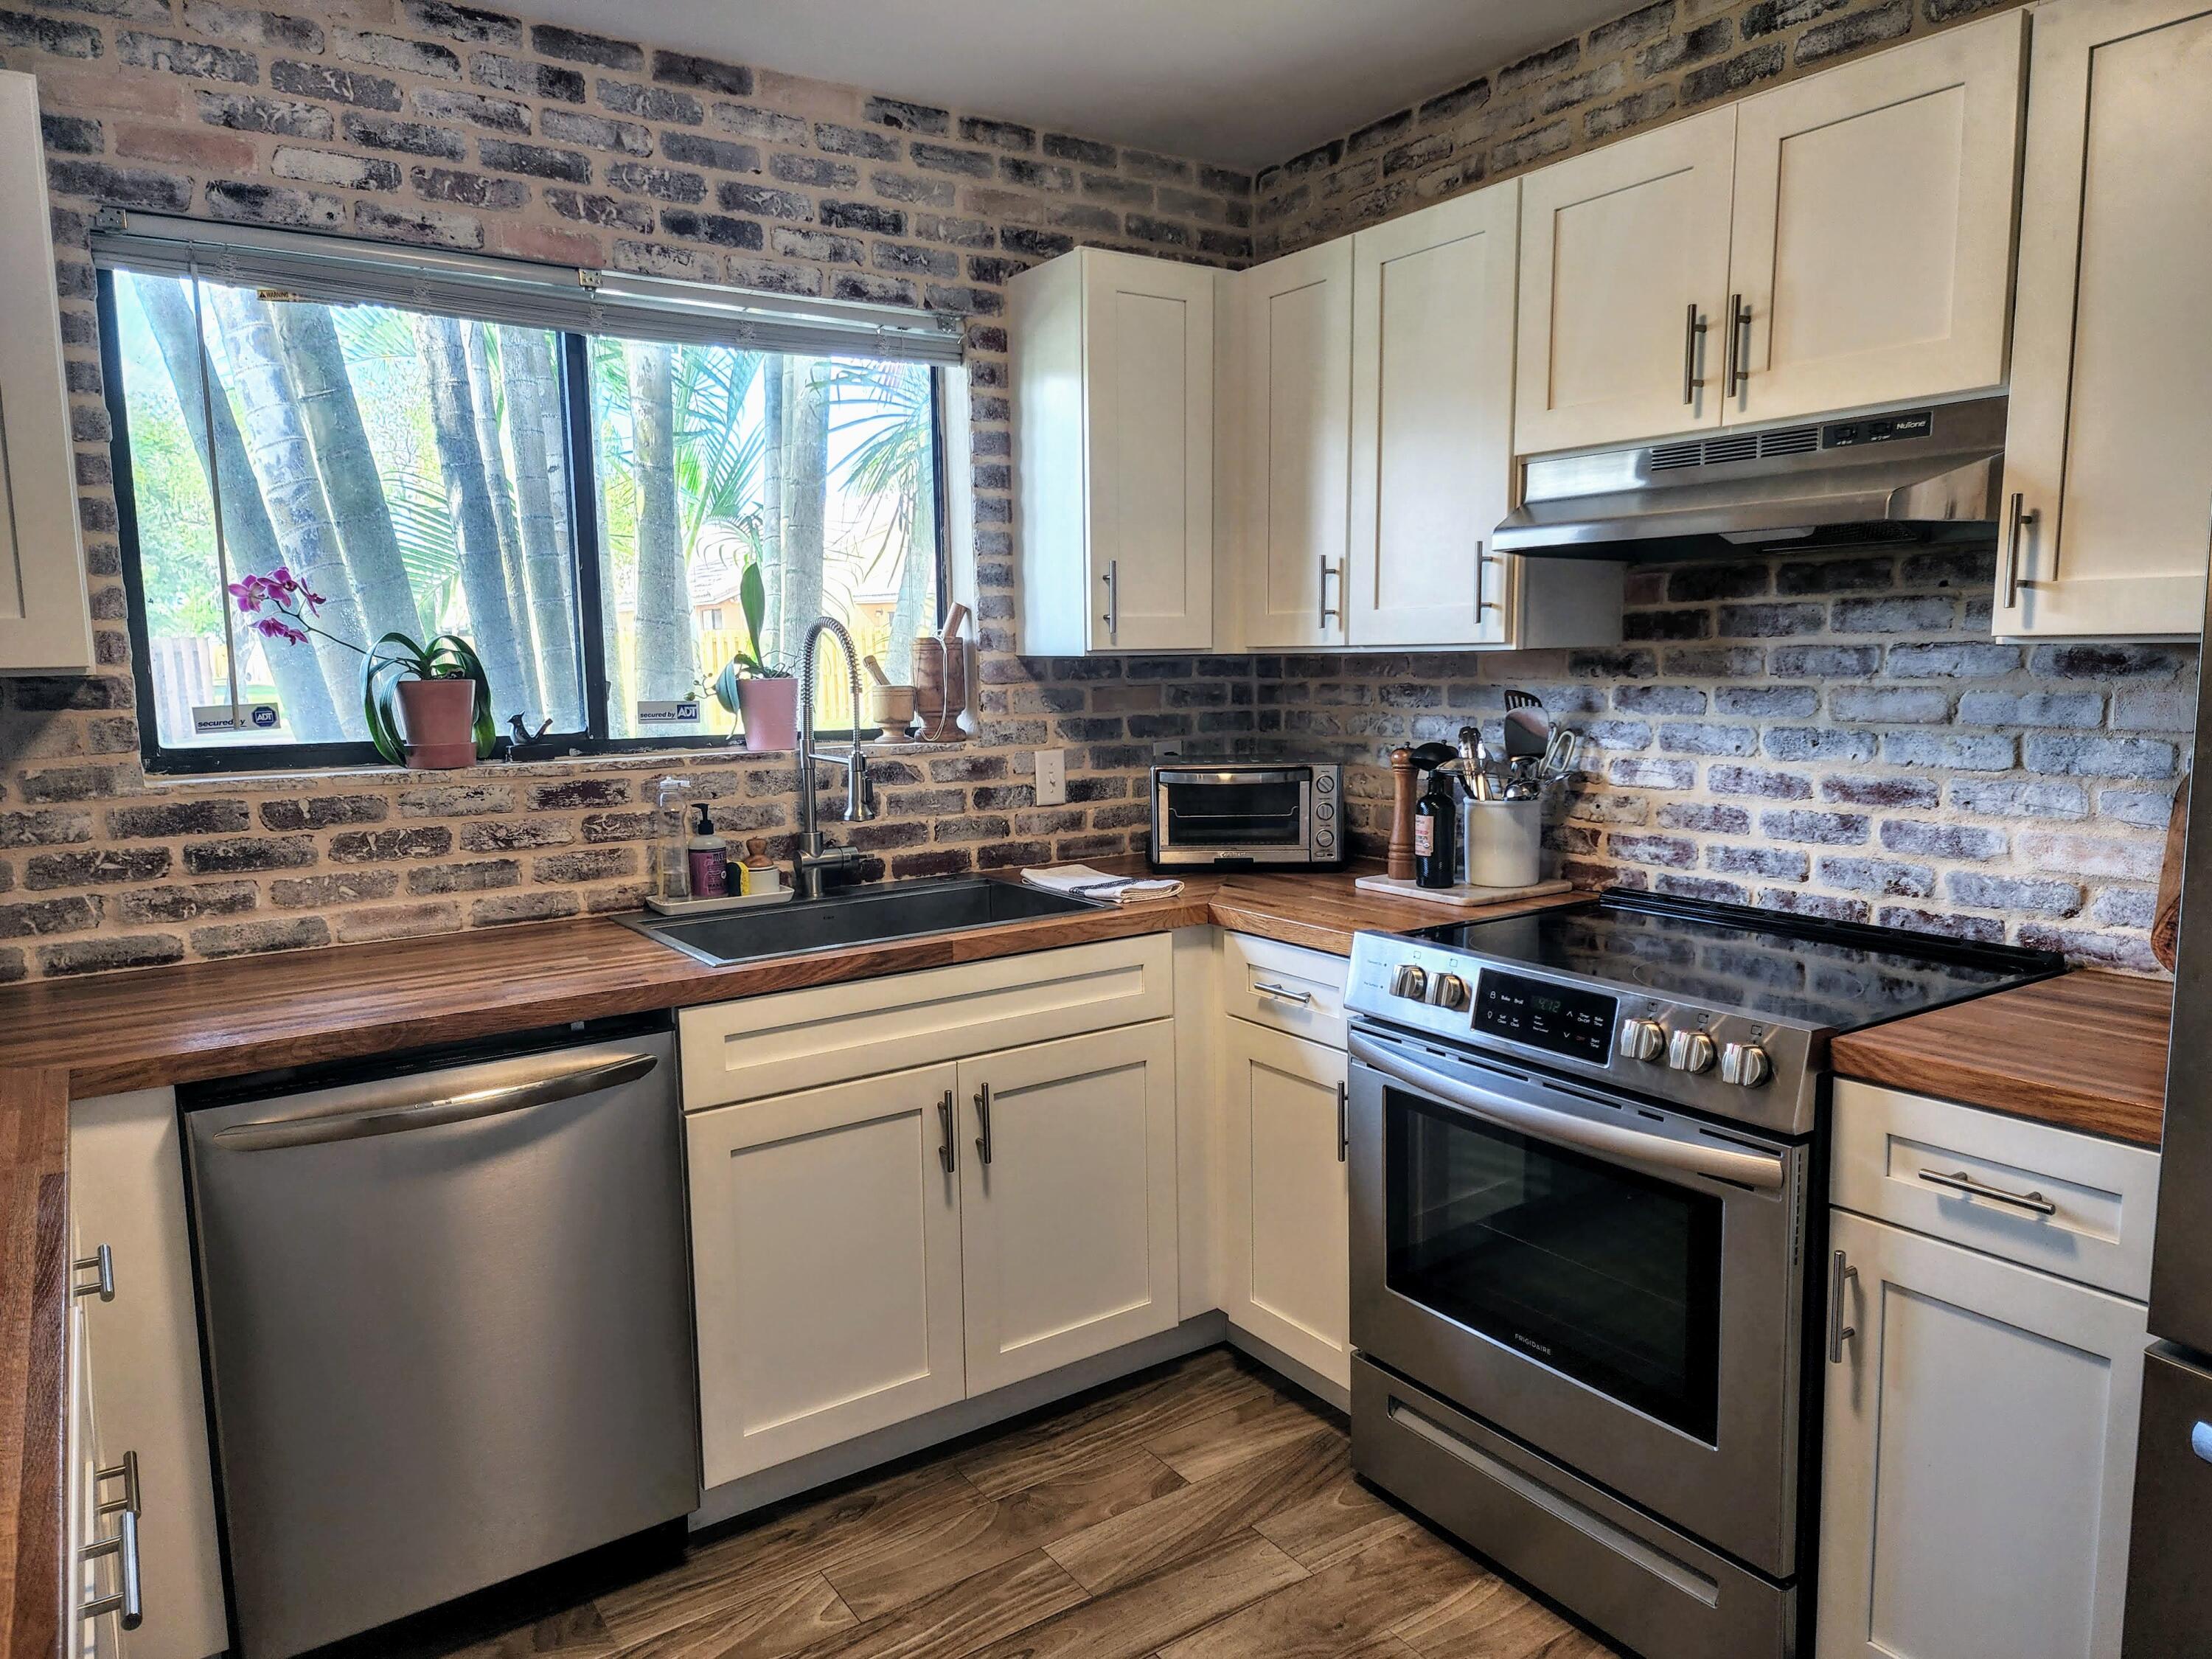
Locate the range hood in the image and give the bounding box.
[1492,396,2006,561]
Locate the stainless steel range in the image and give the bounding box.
[1342,892,2061,1659]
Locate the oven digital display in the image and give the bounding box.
[1474,971,1616,1062]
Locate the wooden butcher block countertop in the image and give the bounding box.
[1831,969,2173,1150]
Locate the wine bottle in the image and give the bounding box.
[1413,765,1459,889]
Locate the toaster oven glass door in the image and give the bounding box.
[1158,772,1308,849]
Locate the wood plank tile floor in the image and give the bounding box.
[435,1347,1619,1659]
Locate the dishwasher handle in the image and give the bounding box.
[209,1052,659,1152]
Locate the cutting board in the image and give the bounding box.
[1354,874,1573,908]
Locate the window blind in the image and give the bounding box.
[88,211,970,366]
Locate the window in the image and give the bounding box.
[97,226,951,772]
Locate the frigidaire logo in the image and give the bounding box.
[1513,1332,1554,1357]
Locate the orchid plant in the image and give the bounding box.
[710,560,794,717]
[227,566,495,767]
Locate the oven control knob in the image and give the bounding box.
[1391,964,1429,1002]
[1667,1029,1717,1074]
[1618,1018,1666,1063]
[1431,973,1470,1012]
[1721,1042,1773,1088]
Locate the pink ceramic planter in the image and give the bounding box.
[735,677,799,753]
[394,676,479,770]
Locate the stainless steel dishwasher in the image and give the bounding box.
[181,1012,698,1659]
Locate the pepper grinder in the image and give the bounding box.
[1388,747,1418,880]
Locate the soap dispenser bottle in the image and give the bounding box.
[687,802,729,899]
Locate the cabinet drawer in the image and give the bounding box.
[1220,932,1349,1048]
[679,933,1175,1109]
[1832,1079,2160,1300]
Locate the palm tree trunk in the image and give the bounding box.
[759,356,786,666]
[268,302,417,644]
[886,423,936,681]
[413,312,538,730]
[627,341,695,704]
[779,356,828,644]
[498,329,581,728]
[139,278,344,742]
[209,285,372,724]
[464,324,542,712]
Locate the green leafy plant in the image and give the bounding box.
[363,632,497,767]
[710,562,793,715]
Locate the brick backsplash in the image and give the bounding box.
[1251,549,2194,973]
[1252,0,2034,260]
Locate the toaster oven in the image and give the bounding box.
[1149,762,1346,869]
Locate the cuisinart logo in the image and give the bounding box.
[1512,1332,1555,1357]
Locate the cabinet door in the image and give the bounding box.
[1818,1210,2145,1659]
[1515,108,1736,455]
[1726,13,2025,426]
[1221,1019,1349,1390]
[1228,241,1354,649]
[959,1021,1178,1395]
[0,73,93,675]
[1348,184,1517,647]
[1082,251,1217,652]
[1998,0,2212,637]
[688,1062,966,1484]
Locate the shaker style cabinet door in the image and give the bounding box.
[1012,248,1217,655]
[1514,107,1736,456]
[1818,1210,2145,1659]
[1225,240,1354,650]
[1997,0,2212,637]
[1221,1018,1351,1391]
[958,1022,1179,1396]
[0,72,94,675]
[1347,184,1517,647]
[1725,12,2025,426]
[688,1063,967,1484]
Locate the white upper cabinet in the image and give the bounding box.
[1998,0,2212,637]
[1515,108,1739,455]
[0,72,94,676]
[1727,13,2025,425]
[1011,248,1217,655]
[1348,184,1517,647]
[1225,241,1355,650]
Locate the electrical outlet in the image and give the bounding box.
[1034,748,1067,807]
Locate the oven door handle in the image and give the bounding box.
[1348,1033,1786,1192]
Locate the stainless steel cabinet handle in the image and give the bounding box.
[1337,1080,1349,1164]
[1101,560,1119,644]
[1727,294,1750,396]
[1918,1166,2058,1217]
[211,1052,657,1152]
[1827,1249,1858,1365]
[1252,981,1315,1007]
[82,1509,143,1630]
[1681,303,1706,406]
[72,1243,114,1302]
[973,1082,995,1167]
[94,1450,139,1519]
[936,1088,956,1175]
[1474,540,1501,616]
[1318,557,1343,631]
[2003,493,2040,610]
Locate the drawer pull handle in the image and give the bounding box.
[1827,1250,1858,1366]
[1253,981,1316,1008]
[72,1244,114,1302]
[1918,1167,2057,1217]
[82,1509,143,1630]
[94,1450,139,1518]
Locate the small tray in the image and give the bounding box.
[1354,874,1573,908]
[644,883,792,917]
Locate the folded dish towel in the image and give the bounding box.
[1023,863,1186,905]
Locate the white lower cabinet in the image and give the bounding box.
[1818,1208,2146,1659]
[1220,1018,1349,1391]
[689,1016,1179,1488]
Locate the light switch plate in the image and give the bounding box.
[1034,748,1067,807]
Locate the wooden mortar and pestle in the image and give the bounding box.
[914,603,970,742]
[860,653,917,742]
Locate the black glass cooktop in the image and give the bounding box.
[1413,891,2065,1032]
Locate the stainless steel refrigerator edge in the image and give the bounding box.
[2125,566,2210,1652]
[182,1018,700,1659]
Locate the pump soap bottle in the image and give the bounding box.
[687,803,730,899]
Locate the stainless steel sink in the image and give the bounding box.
[622,875,1110,967]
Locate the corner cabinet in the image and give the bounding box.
[1011,248,1218,655]
[0,71,95,675]
[1997,0,2212,638]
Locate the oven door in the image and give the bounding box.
[1347,1023,1808,1577]
[1151,769,1313,865]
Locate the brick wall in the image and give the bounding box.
[0,0,1259,979]
[1252,0,2032,260]
[1256,549,2191,973]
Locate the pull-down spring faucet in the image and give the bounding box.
[793,616,873,900]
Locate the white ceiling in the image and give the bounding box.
[514,0,1631,169]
